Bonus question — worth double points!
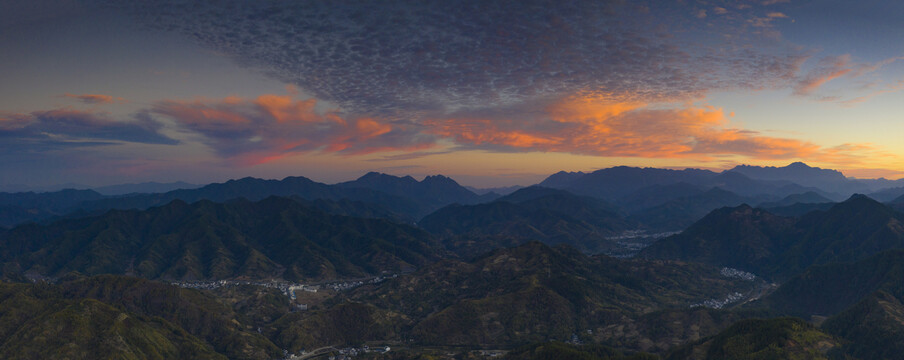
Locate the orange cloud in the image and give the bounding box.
[254,95,319,123]
[153,93,433,165]
[63,93,126,105]
[426,95,876,166]
[794,55,904,99]
[794,56,852,96]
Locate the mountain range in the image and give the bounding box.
[2,162,902,231]
[2,162,904,358]
[0,196,443,282]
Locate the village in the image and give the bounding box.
[170,274,398,305]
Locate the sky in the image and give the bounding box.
[1,0,903,189]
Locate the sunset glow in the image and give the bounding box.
[1,0,902,188]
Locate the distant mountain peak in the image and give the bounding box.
[357,171,397,180]
[422,174,455,183]
[834,194,884,210]
[726,203,755,214]
[552,170,585,176]
[726,162,858,195]
[729,162,844,178]
[846,193,872,201]
[538,171,587,189]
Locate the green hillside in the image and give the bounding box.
[0,277,279,359]
[665,318,838,360]
[334,242,758,349]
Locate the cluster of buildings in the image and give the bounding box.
[691,291,745,309]
[170,279,290,291]
[281,345,391,360]
[333,345,391,358]
[318,274,397,292]
[605,231,681,258]
[720,267,757,281]
[171,274,399,302]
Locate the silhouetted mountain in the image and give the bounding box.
[4,174,497,227]
[0,196,443,281]
[495,185,582,203]
[869,186,904,202]
[81,174,496,222]
[629,188,752,232]
[728,162,866,195]
[538,170,587,189]
[705,171,831,200]
[465,185,524,196]
[536,166,838,214]
[638,205,795,276]
[337,172,494,210]
[891,194,904,213]
[774,194,904,277]
[641,195,904,280]
[0,189,103,209]
[755,191,834,208]
[93,181,201,195]
[855,177,904,192]
[0,183,91,193]
[79,176,427,221]
[730,161,845,182]
[539,167,717,201]
[617,182,704,213]
[0,189,105,227]
[290,196,408,223]
[760,202,835,217]
[893,193,904,205]
[419,187,631,254]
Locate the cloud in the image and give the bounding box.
[794,55,854,96]
[151,93,435,165]
[794,55,904,98]
[63,93,126,105]
[425,95,875,165]
[366,150,457,162]
[104,0,806,116]
[0,109,177,152]
[838,81,904,106]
